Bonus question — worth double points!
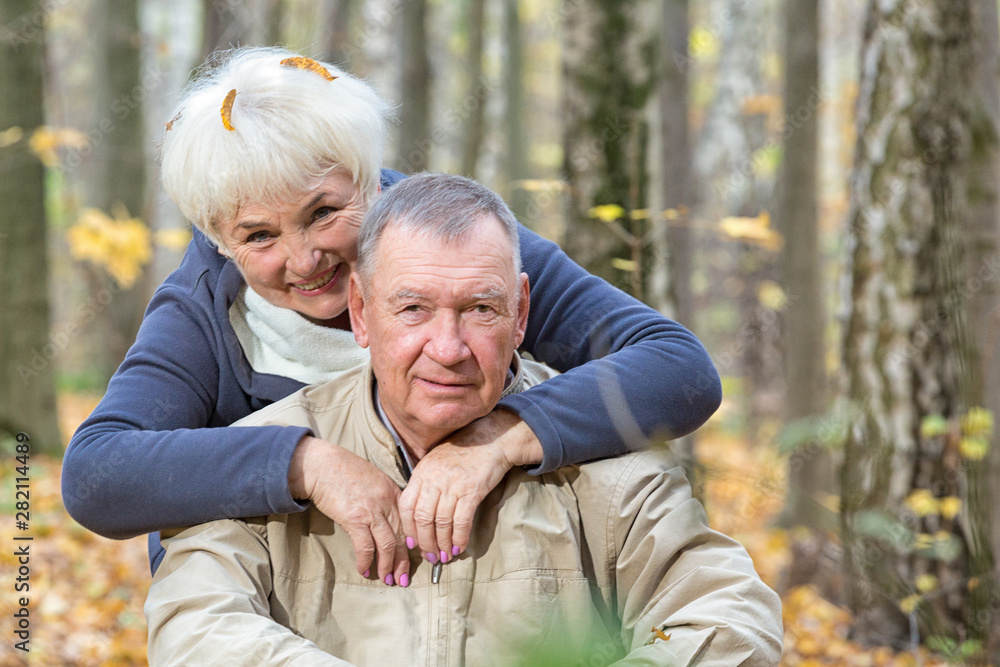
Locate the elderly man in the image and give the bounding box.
[144,174,783,666]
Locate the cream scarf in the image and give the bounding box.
[229,285,370,385]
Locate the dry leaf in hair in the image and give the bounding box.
[280,56,337,81]
[221,89,237,132]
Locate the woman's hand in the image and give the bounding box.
[289,436,410,586]
[398,409,542,562]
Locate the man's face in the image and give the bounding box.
[349,217,529,452]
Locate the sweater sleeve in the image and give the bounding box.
[61,284,309,540]
[500,225,722,473]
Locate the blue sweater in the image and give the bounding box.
[62,170,722,571]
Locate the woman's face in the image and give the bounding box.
[217,168,368,324]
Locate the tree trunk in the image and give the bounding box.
[459,0,488,179]
[560,0,655,291]
[841,0,990,653]
[656,0,699,493]
[777,0,832,519]
[321,0,354,67]
[82,0,149,383]
[503,0,529,218]
[967,0,1000,660]
[395,0,432,174]
[0,0,62,453]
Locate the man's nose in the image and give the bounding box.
[425,315,472,366]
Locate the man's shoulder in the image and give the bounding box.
[233,365,367,429]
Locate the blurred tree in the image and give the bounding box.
[81,0,149,383]
[396,0,431,173]
[0,0,62,452]
[560,0,655,291]
[656,0,699,493]
[693,0,781,439]
[967,0,1000,660]
[503,0,529,217]
[202,0,282,57]
[321,0,355,66]
[460,0,487,178]
[841,0,993,654]
[775,0,836,588]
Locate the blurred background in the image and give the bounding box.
[3,0,1000,664]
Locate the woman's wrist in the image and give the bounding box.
[289,435,324,500]
[489,409,543,468]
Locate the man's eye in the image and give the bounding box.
[403,305,421,313]
[475,305,494,314]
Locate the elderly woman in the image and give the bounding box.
[62,47,721,587]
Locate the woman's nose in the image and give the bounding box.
[285,238,322,277]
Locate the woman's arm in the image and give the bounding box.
[61,285,310,540]
[503,223,722,470]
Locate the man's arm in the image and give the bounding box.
[144,519,352,666]
[602,454,783,665]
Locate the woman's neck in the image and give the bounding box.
[306,310,353,331]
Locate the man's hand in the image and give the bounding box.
[398,409,542,562]
[289,436,410,586]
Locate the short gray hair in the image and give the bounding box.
[159,46,392,246]
[356,173,521,291]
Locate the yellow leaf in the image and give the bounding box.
[29,126,88,167]
[689,24,719,60]
[0,126,23,148]
[904,489,938,517]
[939,496,961,520]
[968,577,980,591]
[629,208,650,220]
[611,258,638,272]
[741,94,782,116]
[589,204,626,222]
[962,407,994,438]
[900,594,921,614]
[915,574,937,593]
[279,56,336,81]
[913,533,934,550]
[221,89,238,132]
[719,212,783,251]
[959,436,989,460]
[67,206,151,288]
[757,280,787,311]
[154,228,193,252]
[512,178,565,193]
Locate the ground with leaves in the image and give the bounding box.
[0,394,959,666]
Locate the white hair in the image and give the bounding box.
[159,46,393,246]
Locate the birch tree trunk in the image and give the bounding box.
[841,0,992,652]
[0,0,61,453]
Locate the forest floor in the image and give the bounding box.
[0,394,957,666]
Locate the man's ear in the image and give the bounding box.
[514,272,530,349]
[348,274,370,348]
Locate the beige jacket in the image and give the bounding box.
[145,359,782,666]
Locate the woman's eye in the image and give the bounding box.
[313,206,337,222]
[246,230,271,243]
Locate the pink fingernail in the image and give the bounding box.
[440,550,449,563]
[363,569,370,578]
[385,573,394,586]
[406,536,415,550]
[426,552,439,564]
[452,545,461,556]
[400,573,409,587]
